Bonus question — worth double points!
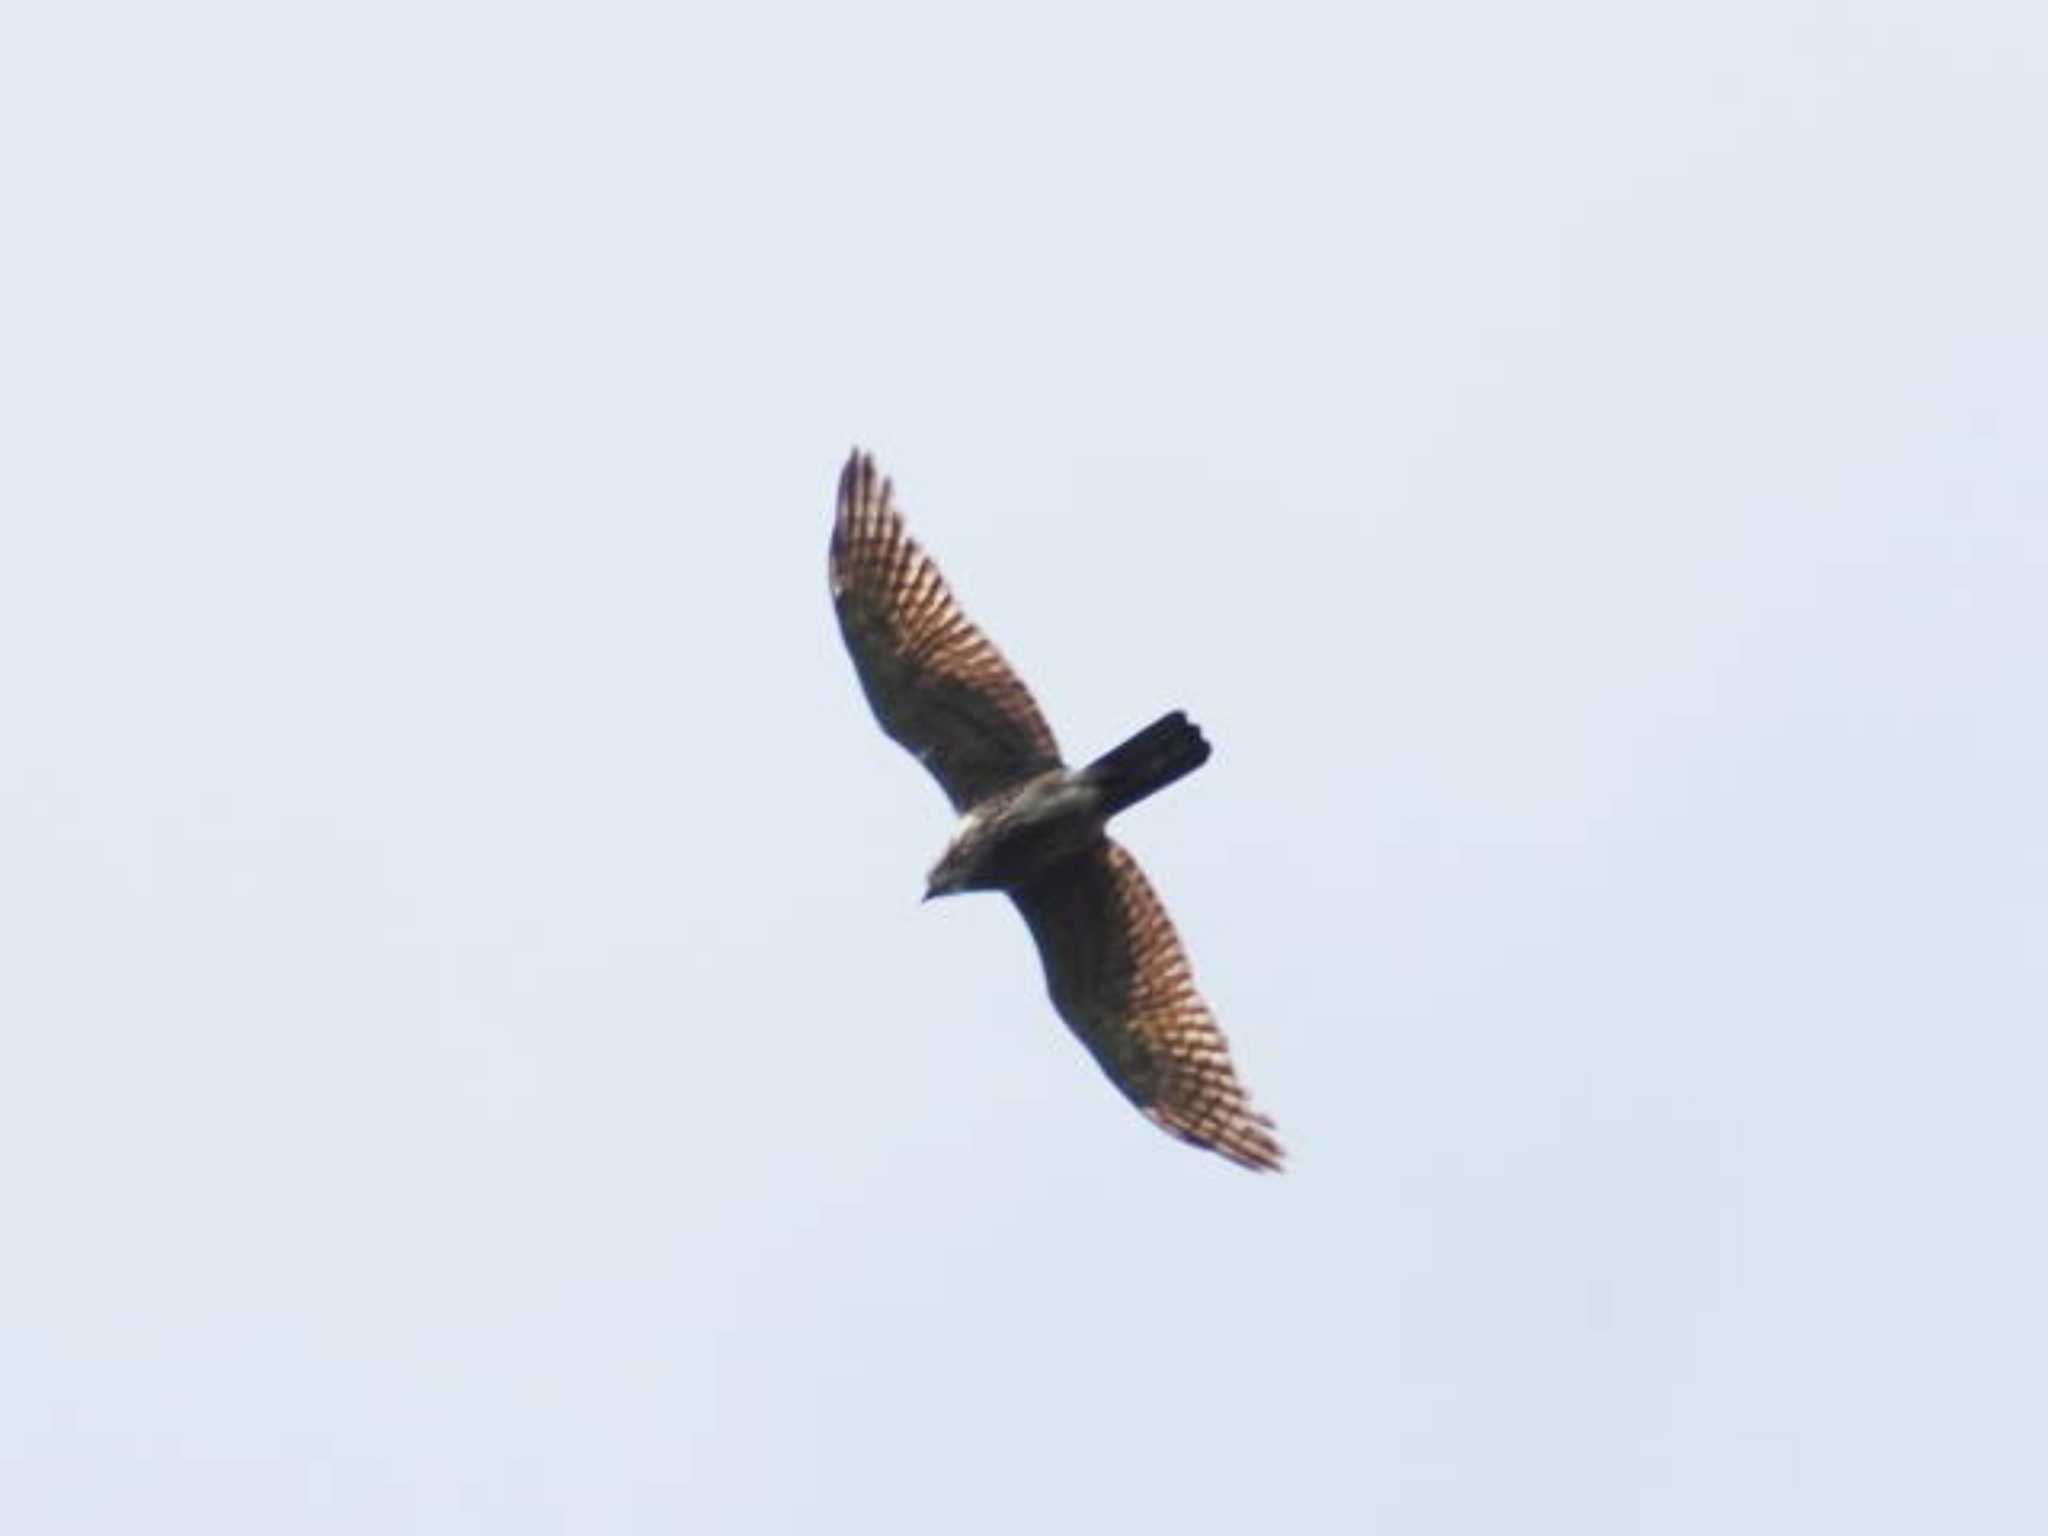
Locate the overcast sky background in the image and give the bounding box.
[4,3,2045,1532]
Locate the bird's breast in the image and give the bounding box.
[945,775,1105,891]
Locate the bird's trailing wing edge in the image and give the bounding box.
[829,449,1063,811]
[1010,839,1284,1172]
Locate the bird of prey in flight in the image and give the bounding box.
[829,450,1283,1172]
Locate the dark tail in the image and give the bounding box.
[1083,711,1211,818]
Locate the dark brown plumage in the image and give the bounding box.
[829,449,1283,1172]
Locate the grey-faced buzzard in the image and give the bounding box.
[830,449,1283,1172]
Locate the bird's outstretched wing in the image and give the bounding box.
[1012,840,1284,1171]
[830,449,1063,811]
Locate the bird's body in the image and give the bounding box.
[925,711,1211,897]
[925,770,1101,896]
[829,449,1283,1172]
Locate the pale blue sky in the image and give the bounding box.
[3,3,2045,1531]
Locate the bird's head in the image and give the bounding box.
[923,847,971,902]
[924,805,1000,901]
[923,818,989,901]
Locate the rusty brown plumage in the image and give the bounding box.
[1012,842,1284,1172]
[830,452,1061,813]
[830,448,1284,1172]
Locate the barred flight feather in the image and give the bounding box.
[830,448,1285,1173]
[830,452,1061,811]
[1013,841,1284,1172]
